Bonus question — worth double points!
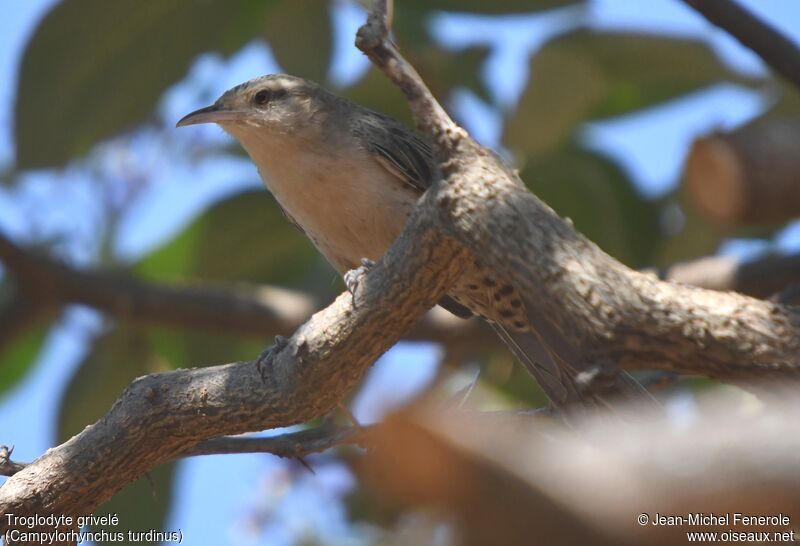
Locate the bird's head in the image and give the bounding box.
[176,74,330,139]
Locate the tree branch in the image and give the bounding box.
[658,251,800,300]
[683,120,800,226]
[183,424,365,458]
[355,0,800,382]
[0,230,492,356]
[0,188,470,522]
[0,446,28,477]
[680,0,800,93]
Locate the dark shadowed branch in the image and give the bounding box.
[0,230,493,357]
[680,0,800,92]
[658,251,800,300]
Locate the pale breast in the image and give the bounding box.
[243,130,420,274]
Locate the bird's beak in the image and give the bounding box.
[176,104,249,127]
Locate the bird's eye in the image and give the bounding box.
[254,90,271,105]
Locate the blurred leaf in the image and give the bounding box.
[656,194,777,267]
[506,46,605,157]
[90,464,175,546]
[58,328,166,440]
[520,145,661,266]
[756,81,800,121]
[56,327,176,543]
[0,321,48,397]
[148,328,265,369]
[341,69,416,127]
[345,485,404,528]
[265,0,332,82]
[482,346,550,406]
[418,46,493,104]
[505,30,762,157]
[135,190,319,287]
[18,0,329,168]
[342,46,491,135]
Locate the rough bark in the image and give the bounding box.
[0,206,469,522]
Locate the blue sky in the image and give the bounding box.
[2,1,800,544]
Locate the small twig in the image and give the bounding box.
[355,0,459,143]
[681,0,800,92]
[0,446,28,477]
[182,425,367,459]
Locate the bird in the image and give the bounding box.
[177,73,650,410]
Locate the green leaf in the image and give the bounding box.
[520,145,661,267]
[418,46,493,105]
[58,328,166,441]
[341,69,416,127]
[0,320,49,397]
[265,0,332,83]
[654,194,776,267]
[341,45,492,132]
[135,189,320,287]
[755,80,800,121]
[505,30,762,158]
[148,329,266,369]
[505,46,606,157]
[653,196,724,266]
[15,0,274,169]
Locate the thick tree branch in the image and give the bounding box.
[680,0,800,93]
[355,0,800,382]
[0,189,470,522]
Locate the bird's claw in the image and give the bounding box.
[256,335,289,382]
[344,258,375,303]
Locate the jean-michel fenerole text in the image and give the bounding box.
[650,513,791,527]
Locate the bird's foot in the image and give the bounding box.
[344,258,375,303]
[256,335,289,382]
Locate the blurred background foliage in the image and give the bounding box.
[1,0,799,543]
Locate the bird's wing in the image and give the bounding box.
[355,111,434,193]
[353,110,472,318]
